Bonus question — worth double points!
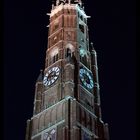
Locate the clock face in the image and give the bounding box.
[79,68,94,89]
[43,67,60,86]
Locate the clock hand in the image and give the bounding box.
[48,72,57,80]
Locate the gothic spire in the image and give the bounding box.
[36,69,44,82]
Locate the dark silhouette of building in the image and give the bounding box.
[25,1,109,140]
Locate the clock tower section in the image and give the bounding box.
[25,1,109,140]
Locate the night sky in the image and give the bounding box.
[3,0,136,140]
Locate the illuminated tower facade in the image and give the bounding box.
[25,0,109,140]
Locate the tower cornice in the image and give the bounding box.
[49,3,90,18]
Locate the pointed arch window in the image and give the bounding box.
[53,53,59,63]
[80,15,83,21]
[65,43,75,58]
[79,24,85,34]
[66,48,71,57]
[50,48,59,64]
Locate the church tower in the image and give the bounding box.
[25,1,109,140]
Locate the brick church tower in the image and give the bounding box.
[25,0,109,140]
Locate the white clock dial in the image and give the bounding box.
[79,68,94,89]
[43,67,60,86]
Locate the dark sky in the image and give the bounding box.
[3,0,136,140]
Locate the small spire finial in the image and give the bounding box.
[52,3,54,9]
[56,0,59,6]
[91,42,95,50]
[68,0,71,4]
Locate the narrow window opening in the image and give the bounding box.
[80,15,83,21]
[79,24,85,34]
[66,48,71,57]
[52,53,59,63]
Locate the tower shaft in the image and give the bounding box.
[25,1,109,140]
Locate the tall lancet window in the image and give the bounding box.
[50,47,59,64]
[65,43,75,58]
